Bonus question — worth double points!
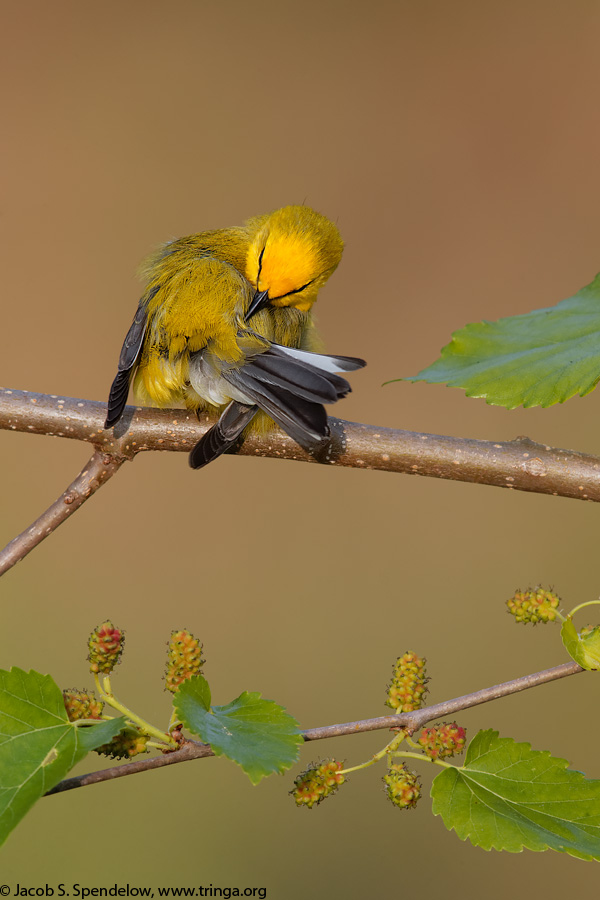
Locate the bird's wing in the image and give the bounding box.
[250,343,366,399]
[188,339,365,466]
[189,401,258,469]
[267,343,366,374]
[221,342,363,452]
[105,299,149,428]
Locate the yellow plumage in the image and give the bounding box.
[105,205,364,468]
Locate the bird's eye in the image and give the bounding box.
[284,278,315,299]
[257,246,266,281]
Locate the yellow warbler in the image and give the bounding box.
[105,205,365,468]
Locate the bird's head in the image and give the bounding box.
[244,206,344,320]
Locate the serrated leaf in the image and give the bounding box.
[175,675,302,785]
[0,668,125,846]
[561,619,600,670]
[431,729,600,859]
[405,273,600,408]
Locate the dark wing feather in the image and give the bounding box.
[241,352,348,403]
[190,341,365,467]
[105,301,148,428]
[224,367,330,452]
[258,341,366,374]
[219,342,368,453]
[189,401,258,469]
[318,354,365,372]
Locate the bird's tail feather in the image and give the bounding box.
[223,344,362,451]
[189,401,258,469]
[190,343,365,468]
[226,368,330,451]
[240,353,348,404]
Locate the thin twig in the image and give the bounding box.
[302,660,583,738]
[2,387,600,574]
[45,660,584,796]
[0,451,125,576]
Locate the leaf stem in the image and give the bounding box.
[168,709,181,733]
[93,672,177,748]
[339,726,408,775]
[569,600,600,618]
[391,751,453,769]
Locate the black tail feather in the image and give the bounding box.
[265,343,366,374]
[206,342,366,457]
[224,368,330,452]
[189,401,258,469]
[241,354,347,404]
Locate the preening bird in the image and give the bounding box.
[105,205,365,468]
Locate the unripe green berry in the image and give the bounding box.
[386,651,428,712]
[96,727,149,759]
[506,588,560,624]
[383,762,421,809]
[291,759,345,809]
[165,629,205,692]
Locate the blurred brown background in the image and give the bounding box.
[3,0,600,894]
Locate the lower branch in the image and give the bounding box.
[44,660,583,796]
[46,740,215,795]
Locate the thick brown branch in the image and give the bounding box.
[45,661,583,796]
[2,388,600,500]
[2,385,599,573]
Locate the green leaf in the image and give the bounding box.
[175,675,302,785]
[405,273,600,408]
[561,619,600,670]
[431,729,600,859]
[0,668,125,846]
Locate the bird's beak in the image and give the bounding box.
[246,289,270,321]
